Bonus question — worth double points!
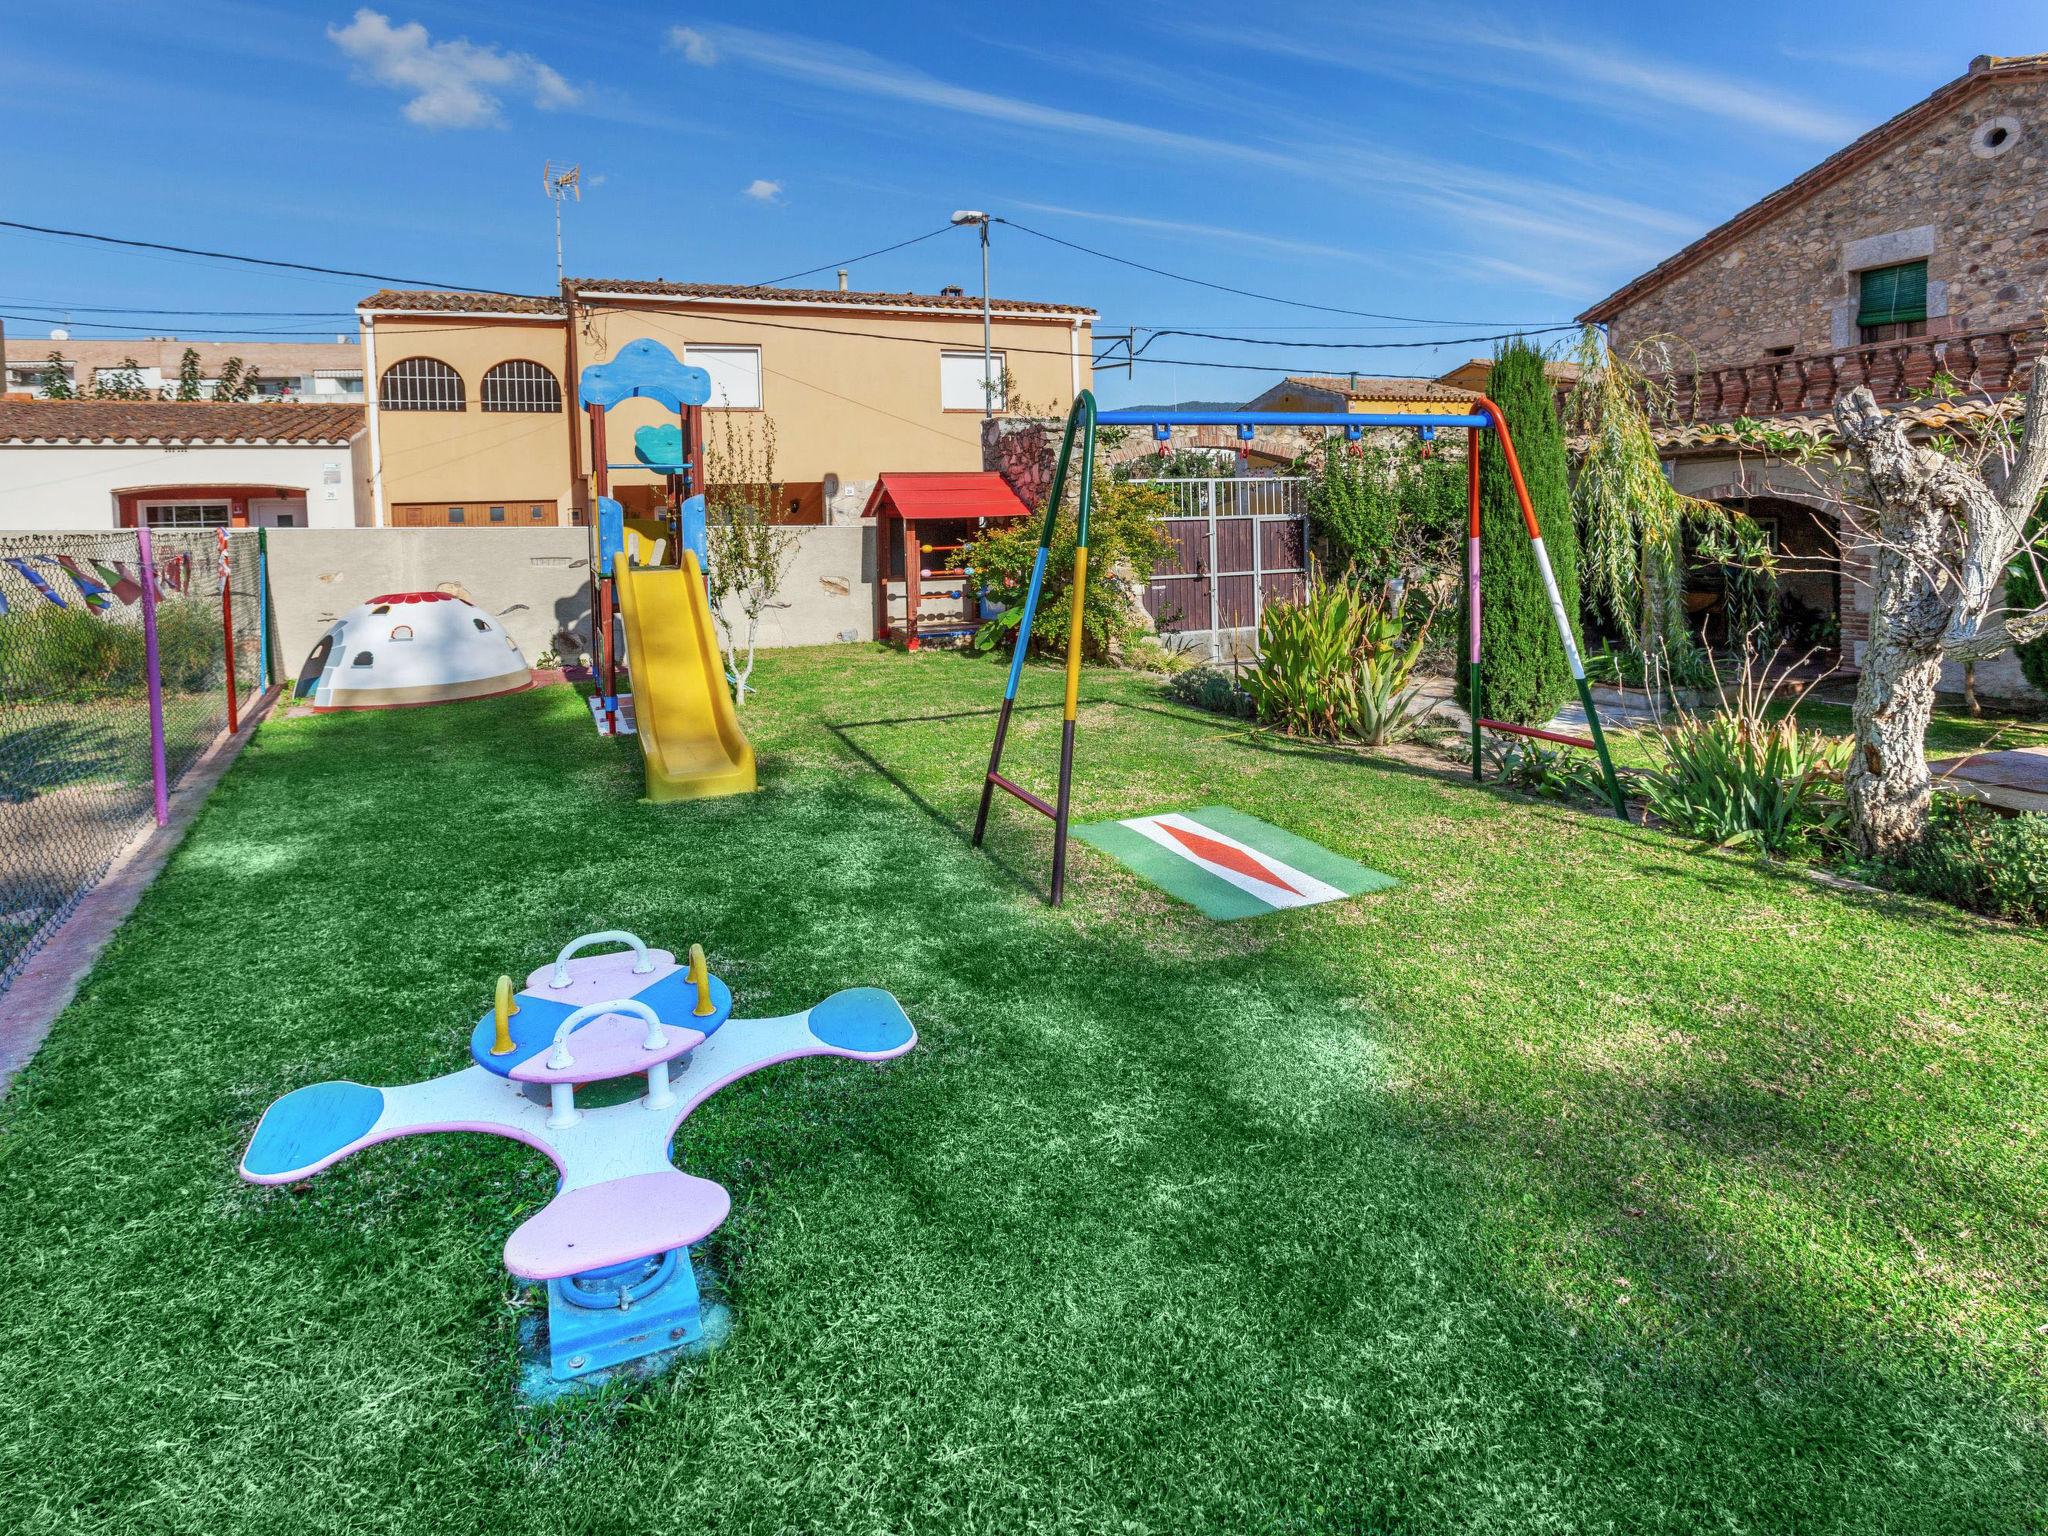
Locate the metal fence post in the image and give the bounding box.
[1204,482,1220,662]
[1250,487,1266,638]
[256,526,270,691]
[219,529,239,736]
[136,527,170,827]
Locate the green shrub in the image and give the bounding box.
[1242,574,1434,744]
[0,598,220,703]
[1640,709,1848,856]
[1479,736,1613,805]
[1162,664,1256,719]
[2010,544,2047,695]
[1303,436,1466,585]
[970,480,1176,663]
[1455,339,1583,725]
[1306,438,1399,580]
[1865,800,2048,923]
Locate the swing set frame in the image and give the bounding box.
[972,390,1628,905]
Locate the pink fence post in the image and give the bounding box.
[218,528,238,736]
[136,527,170,827]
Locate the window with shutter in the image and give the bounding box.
[1857,261,1928,341]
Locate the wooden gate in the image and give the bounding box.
[1138,477,1308,653]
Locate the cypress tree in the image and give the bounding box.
[1456,339,1584,725]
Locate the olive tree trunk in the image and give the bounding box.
[1834,384,2048,857]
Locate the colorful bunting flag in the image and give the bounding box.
[54,555,114,611]
[90,558,144,605]
[5,557,68,608]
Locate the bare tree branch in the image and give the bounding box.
[1988,364,2048,515]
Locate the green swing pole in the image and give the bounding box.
[1473,398,1628,818]
[972,390,1097,903]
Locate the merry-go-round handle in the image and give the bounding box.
[547,998,666,1069]
[549,930,655,988]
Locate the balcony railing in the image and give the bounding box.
[1661,325,2040,422]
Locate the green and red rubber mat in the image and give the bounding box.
[1073,806,1395,920]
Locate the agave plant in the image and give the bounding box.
[1243,572,1436,744]
[1638,648,1849,856]
[1351,584,1436,745]
[1242,576,1365,737]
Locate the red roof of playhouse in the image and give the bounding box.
[861,473,1033,522]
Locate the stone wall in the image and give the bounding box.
[1606,74,2048,366]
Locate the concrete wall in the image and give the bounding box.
[0,441,363,529]
[264,527,594,667]
[261,524,880,672]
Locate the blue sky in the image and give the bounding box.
[4,1,2036,404]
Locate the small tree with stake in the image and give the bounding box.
[701,409,798,706]
[173,347,204,402]
[38,351,73,399]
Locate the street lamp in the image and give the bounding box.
[951,210,993,417]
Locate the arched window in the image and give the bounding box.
[480,359,563,413]
[379,357,465,411]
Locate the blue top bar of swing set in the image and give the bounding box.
[1094,409,1491,430]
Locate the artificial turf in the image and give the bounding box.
[1,647,2043,1535]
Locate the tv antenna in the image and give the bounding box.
[543,162,582,287]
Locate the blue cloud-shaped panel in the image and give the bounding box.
[634,423,686,470]
[579,338,712,411]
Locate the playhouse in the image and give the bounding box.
[864,472,1032,650]
[294,589,532,710]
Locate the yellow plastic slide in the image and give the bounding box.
[613,549,758,802]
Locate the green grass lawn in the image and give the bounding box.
[3,647,2045,1535]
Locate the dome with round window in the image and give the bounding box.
[295,589,533,710]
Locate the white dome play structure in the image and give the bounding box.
[296,590,532,710]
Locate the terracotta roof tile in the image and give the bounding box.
[359,283,1094,318]
[1650,393,2020,454]
[1254,374,1478,405]
[359,290,565,315]
[568,278,1094,317]
[0,400,365,445]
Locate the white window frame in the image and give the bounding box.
[940,349,1006,412]
[138,500,231,528]
[686,344,763,410]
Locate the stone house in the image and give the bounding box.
[1578,52,2048,703]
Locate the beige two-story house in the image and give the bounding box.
[1579,52,2048,701]
[358,279,1094,530]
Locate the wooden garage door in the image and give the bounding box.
[391,500,558,527]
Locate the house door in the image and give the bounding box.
[249,497,304,527]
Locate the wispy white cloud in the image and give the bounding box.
[329,8,577,129]
[668,24,1698,307]
[1186,12,1863,145]
[1459,20,1865,144]
[743,178,783,203]
[666,25,1310,176]
[671,26,718,66]
[1005,199,1380,265]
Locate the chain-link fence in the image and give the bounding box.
[0,528,263,992]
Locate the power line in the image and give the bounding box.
[738,224,958,289]
[0,312,355,339]
[0,219,524,294]
[1140,325,1577,352]
[993,216,1569,328]
[0,300,356,317]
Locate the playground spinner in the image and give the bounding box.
[238,929,916,1400]
[974,390,1627,906]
